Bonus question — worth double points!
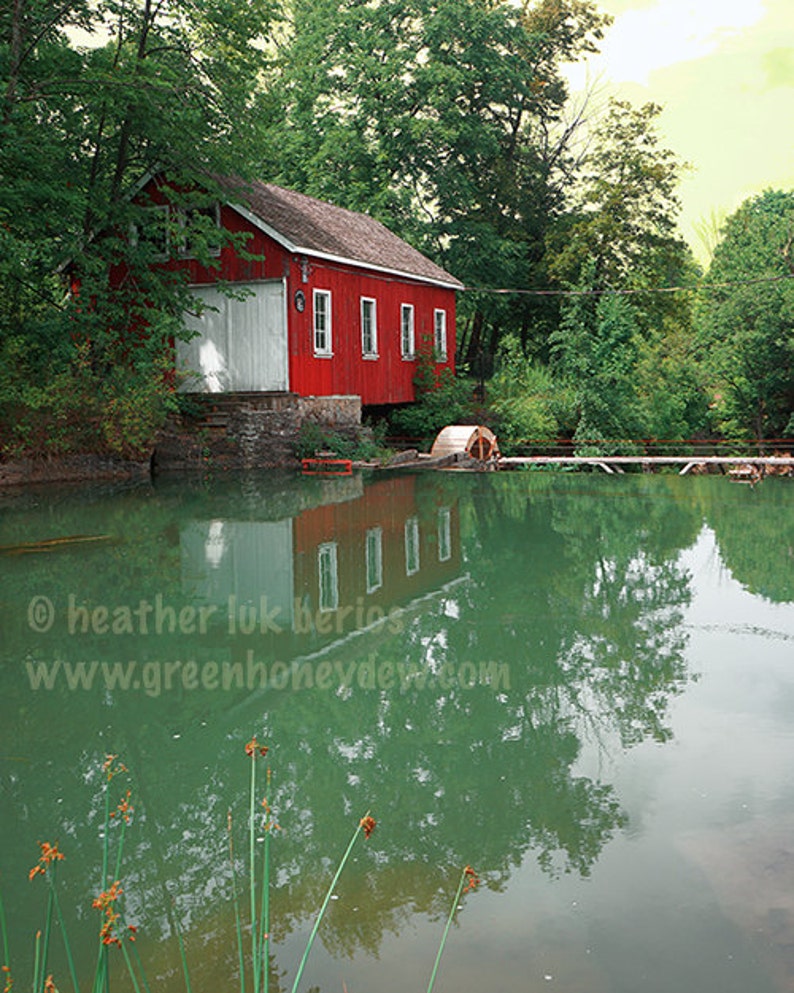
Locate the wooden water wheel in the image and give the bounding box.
[430,425,500,462]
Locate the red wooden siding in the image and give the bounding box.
[285,255,456,406]
[164,203,287,285]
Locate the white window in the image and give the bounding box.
[404,517,420,576]
[434,308,447,361]
[437,507,451,562]
[400,303,415,359]
[313,290,332,356]
[361,297,378,357]
[318,542,339,612]
[365,527,383,593]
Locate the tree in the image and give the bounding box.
[0,0,276,456]
[487,332,576,448]
[550,273,646,452]
[546,100,706,449]
[696,189,794,444]
[548,100,694,310]
[265,0,612,363]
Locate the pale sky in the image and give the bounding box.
[565,0,794,261]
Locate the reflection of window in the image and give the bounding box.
[361,297,378,357]
[313,290,332,356]
[204,520,226,568]
[404,517,420,576]
[400,303,415,359]
[318,542,339,611]
[366,527,383,593]
[437,507,451,562]
[434,309,447,360]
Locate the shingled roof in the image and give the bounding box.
[218,176,463,290]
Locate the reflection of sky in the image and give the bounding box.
[573,524,794,825]
[646,524,794,830]
[487,524,794,993]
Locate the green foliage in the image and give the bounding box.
[294,422,387,462]
[266,0,612,360]
[487,334,575,449]
[388,353,477,442]
[696,189,794,443]
[0,334,181,460]
[548,101,692,296]
[100,361,179,460]
[541,102,710,451]
[550,279,710,454]
[0,0,276,458]
[633,319,709,442]
[550,280,641,454]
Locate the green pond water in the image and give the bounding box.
[1,469,794,993]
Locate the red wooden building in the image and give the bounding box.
[141,174,463,407]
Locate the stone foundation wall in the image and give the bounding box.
[298,395,362,428]
[153,392,364,473]
[231,405,302,469]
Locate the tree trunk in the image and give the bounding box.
[3,0,24,125]
[464,310,484,367]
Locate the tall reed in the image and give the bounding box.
[0,887,12,992]
[426,865,480,993]
[8,745,480,993]
[289,813,376,993]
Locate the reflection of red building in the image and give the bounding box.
[293,475,460,632]
[180,475,460,654]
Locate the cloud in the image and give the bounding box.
[561,0,794,262]
[592,0,767,85]
[762,47,794,90]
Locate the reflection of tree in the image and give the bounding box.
[546,477,697,746]
[0,471,704,983]
[698,478,794,603]
[457,473,697,744]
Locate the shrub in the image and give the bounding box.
[487,335,573,451]
[294,421,388,462]
[388,350,477,443]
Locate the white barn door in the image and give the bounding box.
[178,280,288,392]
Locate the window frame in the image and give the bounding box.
[365,526,383,593]
[400,303,415,360]
[361,296,378,358]
[404,516,420,576]
[313,289,333,357]
[433,308,448,361]
[437,507,452,562]
[317,541,339,612]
